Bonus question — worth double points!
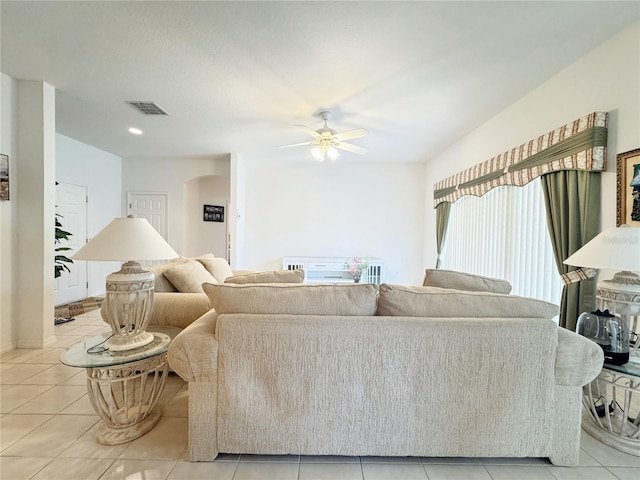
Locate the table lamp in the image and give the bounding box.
[73,216,179,351]
[564,225,640,364]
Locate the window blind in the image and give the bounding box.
[441,179,561,307]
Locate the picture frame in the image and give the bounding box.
[616,148,640,226]
[0,154,9,201]
[203,204,224,222]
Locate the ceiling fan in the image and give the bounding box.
[280,111,368,161]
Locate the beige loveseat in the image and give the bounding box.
[101,255,304,332]
[167,280,603,466]
[143,254,237,330]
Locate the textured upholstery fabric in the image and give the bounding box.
[164,260,217,293]
[167,311,220,461]
[168,310,219,383]
[224,269,305,284]
[423,269,512,294]
[168,306,602,465]
[555,327,604,386]
[147,292,211,329]
[146,258,188,292]
[210,315,569,461]
[203,283,378,316]
[198,257,235,282]
[131,255,246,331]
[376,283,558,318]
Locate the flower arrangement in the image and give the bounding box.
[344,257,369,281]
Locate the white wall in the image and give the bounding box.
[184,175,229,258]
[0,74,18,352]
[424,21,640,266]
[56,134,122,297]
[0,78,122,351]
[122,156,230,255]
[244,160,426,284]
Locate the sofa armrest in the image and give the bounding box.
[167,310,219,383]
[149,292,211,329]
[555,327,603,386]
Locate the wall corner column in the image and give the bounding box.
[16,81,56,348]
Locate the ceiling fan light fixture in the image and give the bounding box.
[282,111,368,161]
[311,146,325,161]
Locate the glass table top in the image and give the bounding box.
[59,332,171,368]
[605,352,640,378]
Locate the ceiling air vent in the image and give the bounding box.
[125,101,169,116]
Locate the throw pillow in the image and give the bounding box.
[376,283,558,318]
[203,283,378,316]
[423,269,512,294]
[224,269,305,284]
[164,260,218,293]
[146,257,188,292]
[198,256,234,282]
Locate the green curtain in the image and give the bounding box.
[540,171,600,331]
[435,202,451,268]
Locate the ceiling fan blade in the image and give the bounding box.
[335,128,368,142]
[294,125,321,140]
[335,142,368,155]
[279,141,316,149]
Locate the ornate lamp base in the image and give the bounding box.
[105,331,154,352]
[102,261,155,352]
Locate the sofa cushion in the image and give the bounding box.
[164,260,218,293]
[423,269,512,294]
[224,269,305,284]
[198,256,234,282]
[146,258,189,292]
[203,283,378,316]
[376,283,558,318]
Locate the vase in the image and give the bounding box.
[353,276,361,283]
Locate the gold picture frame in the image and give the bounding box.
[616,148,640,226]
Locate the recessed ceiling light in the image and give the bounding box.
[128,127,143,135]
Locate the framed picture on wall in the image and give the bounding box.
[0,154,9,201]
[203,204,224,222]
[616,148,640,226]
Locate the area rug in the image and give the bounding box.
[54,297,104,324]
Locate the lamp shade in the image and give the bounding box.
[73,217,179,261]
[563,226,640,271]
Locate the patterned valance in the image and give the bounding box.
[433,112,608,207]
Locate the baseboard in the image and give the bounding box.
[17,335,57,349]
[0,341,17,354]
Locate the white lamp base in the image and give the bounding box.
[102,261,155,352]
[105,331,155,352]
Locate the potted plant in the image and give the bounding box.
[55,212,73,278]
[344,257,369,283]
[54,211,75,325]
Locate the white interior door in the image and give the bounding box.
[128,193,169,265]
[55,182,88,305]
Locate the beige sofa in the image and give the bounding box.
[100,254,253,331]
[144,255,231,330]
[167,279,603,466]
[144,257,304,330]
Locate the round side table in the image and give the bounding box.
[582,357,640,456]
[60,332,170,445]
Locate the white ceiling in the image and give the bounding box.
[2,1,639,163]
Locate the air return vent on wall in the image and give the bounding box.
[125,101,169,115]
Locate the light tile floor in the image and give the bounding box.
[1,309,639,480]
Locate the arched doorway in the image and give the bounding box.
[183,175,230,260]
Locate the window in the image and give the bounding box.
[441,178,561,307]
